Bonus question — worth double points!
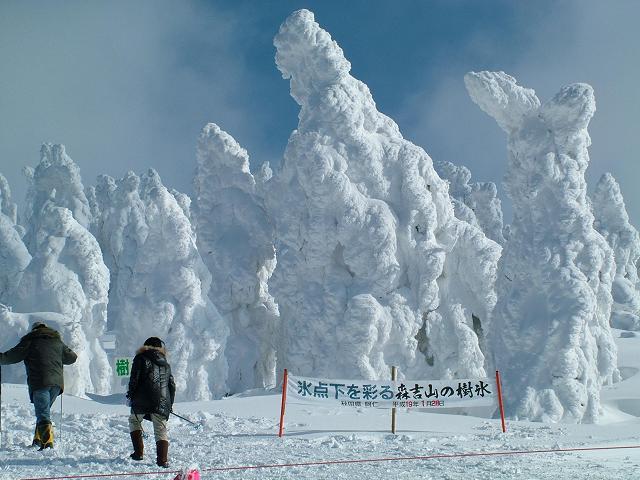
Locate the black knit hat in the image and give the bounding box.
[32,322,47,331]
[144,337,164,348]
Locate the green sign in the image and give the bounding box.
[114,357,134,377]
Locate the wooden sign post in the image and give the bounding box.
[391,366,397,434]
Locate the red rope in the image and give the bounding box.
[201,444,640,472]
[20,444,640,479]
[21,471,181,480]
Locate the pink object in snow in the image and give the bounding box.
[173,469,200,480]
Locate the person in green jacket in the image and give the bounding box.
[0,322,77,449]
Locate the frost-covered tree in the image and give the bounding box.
[104,169,228,400]
[86,185,100,232]
[0,173,18,224]
[96,172,147,333]
[434,160,505,244]
[0,174,31,303]
[16,202,111,395]
[170,188,192,226]
[466,71,619,423]
[22,144,92,249]
[95,174,117,214]
[14,145,111,395]
[267,10,500,381]
[592,173,640,330]
[195,124,279,392]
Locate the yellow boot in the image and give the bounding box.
[36,422,54,450]
[31,426,42,448]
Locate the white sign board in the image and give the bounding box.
[287,374,497,409]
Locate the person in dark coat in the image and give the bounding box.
[127,337,176,468]
[0,321,77,450]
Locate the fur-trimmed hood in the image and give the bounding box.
[136,345,169,367]
[136,344,167,356]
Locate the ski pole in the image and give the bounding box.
[170,411,200,428]
[59,392,63,443]
[1,366,3,449]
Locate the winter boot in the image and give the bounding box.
[156,440,169,468]
[129,430,144,460]
[37,421,53,450]
[31,425,43,448]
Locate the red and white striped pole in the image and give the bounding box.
[278,368,288,437]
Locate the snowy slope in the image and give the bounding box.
[1,329,640,479]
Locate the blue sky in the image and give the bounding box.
[1,0,638,223]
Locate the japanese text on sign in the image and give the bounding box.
[114,357,134,378]
[288,374,496,409]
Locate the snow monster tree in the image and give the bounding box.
[434,160,505,245]
[465,71,619,422]
[267,10,500,382]
[195,124,279,392]
[0,173,30,304]
[592,173,640,330]
[16,145,111,395]
[99,169,229,400]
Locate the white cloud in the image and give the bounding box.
[0,0,254,203]
[398,1,640,225]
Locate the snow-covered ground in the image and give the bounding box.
[1,329,639,479]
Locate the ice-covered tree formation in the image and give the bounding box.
[195,123,279,392]
[94,174,118,217]
[103,169,228,400]
[267,10,500,382]
[592,173,640,330]
[94,172,145,333]
[11,145,111,395]
[22,144,92,249]
[0,173,18,224]
[170,188,192,225]
[0,174,31,303]
[86,185,100,232]
[16,202,111,395]
[434,160,505,244]
[466,71,619,423]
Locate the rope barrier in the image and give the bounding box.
[198,444,640,473]
[20,444,640,480]
[21,471,181,480]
